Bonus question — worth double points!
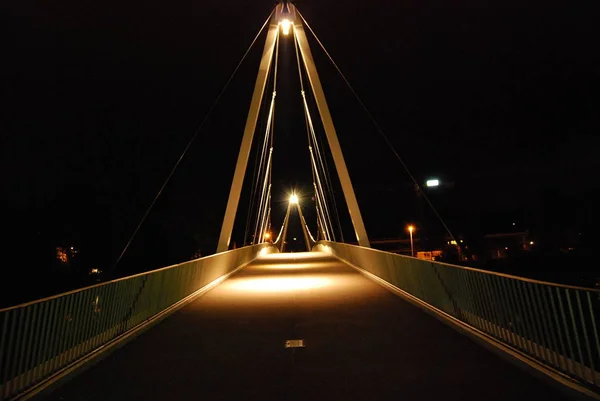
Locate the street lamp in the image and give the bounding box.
[407,225,415,257]
[279,19,291,35]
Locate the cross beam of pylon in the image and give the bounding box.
[217,1,370,253]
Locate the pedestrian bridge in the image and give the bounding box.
[2,1,599,399]
[1,243,599,400]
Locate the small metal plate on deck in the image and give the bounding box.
[285,339,305,348]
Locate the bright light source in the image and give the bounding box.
[426,179,439,187]
[530,241,534,245]
[289,194,299,204]
[280,19,291,35]
[408,225,414,233]
[264,232,271,239]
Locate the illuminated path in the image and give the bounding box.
[45,252,571,401]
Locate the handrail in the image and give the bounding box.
[318,242,600,292]
[318,241,600,392]
[0,244,273,400]
[0,246,262,313]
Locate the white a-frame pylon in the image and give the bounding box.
[217,1,370,252]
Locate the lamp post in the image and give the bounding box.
[408,225,415,257]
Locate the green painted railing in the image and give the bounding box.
[0,244,274,400]
[317,241,600,392]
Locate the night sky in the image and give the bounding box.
[2,0,598,292]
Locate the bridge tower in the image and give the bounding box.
[217,1,370,252]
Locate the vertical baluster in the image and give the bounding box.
[12,306,34,395]
[527,283,553,364]
[476,273,496,337]
[40,300,58,379]
[575,291,596,385]
[586,292,600,384]
[1,309,17,400]
[500,278,523,350]
[520,280,544,359]
[455,268,467,320]
[104,283,121,343]
[66,292,85,364]
[565,289,586,380]
[536,285,560,369]
[483,274,503,340]
[94,284,110,347]
[84,289,99,354]
[511,279,536,356]
[549,287,569,372]
[481,273,501,338]
[557,287,580,377]
[474,271,493,332]
[494,277,517,347]
[30,302,48,384]
[467,271,489,333]
[45,297,65,378]
[56,295,75,370]
[27,301,48,387]
[73,290,91,360]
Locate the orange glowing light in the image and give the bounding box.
[228,276,330,293]
[280,19,291,35]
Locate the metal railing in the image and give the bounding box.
[317,241,600,392]
[0,244,273,400]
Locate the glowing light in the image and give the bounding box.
[529,241,534,245]
[56,247,68,263]
[280,19,291,35]
[450,240,457,245]
[408,225,414,233]
[264,232,271,239]
[426,179,439,187]
[289,194,299,204]
[229,276,330,293]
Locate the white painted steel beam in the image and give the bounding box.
[293,14,370,247]
[217,16,279,253]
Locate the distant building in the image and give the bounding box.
[416,250,442,261]
[483,231,534,259]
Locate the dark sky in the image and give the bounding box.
[1,0,598,273]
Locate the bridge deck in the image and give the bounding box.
[44,252,572,401]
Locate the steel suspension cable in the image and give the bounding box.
[298,11,461,246]
[303,96,337,241]
[293,26,337,241]
[112,11,274,270]
[243,70,274,245]
[293,26,344,241]
[253,30,279,242]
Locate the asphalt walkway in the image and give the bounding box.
[44,252,574,401]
